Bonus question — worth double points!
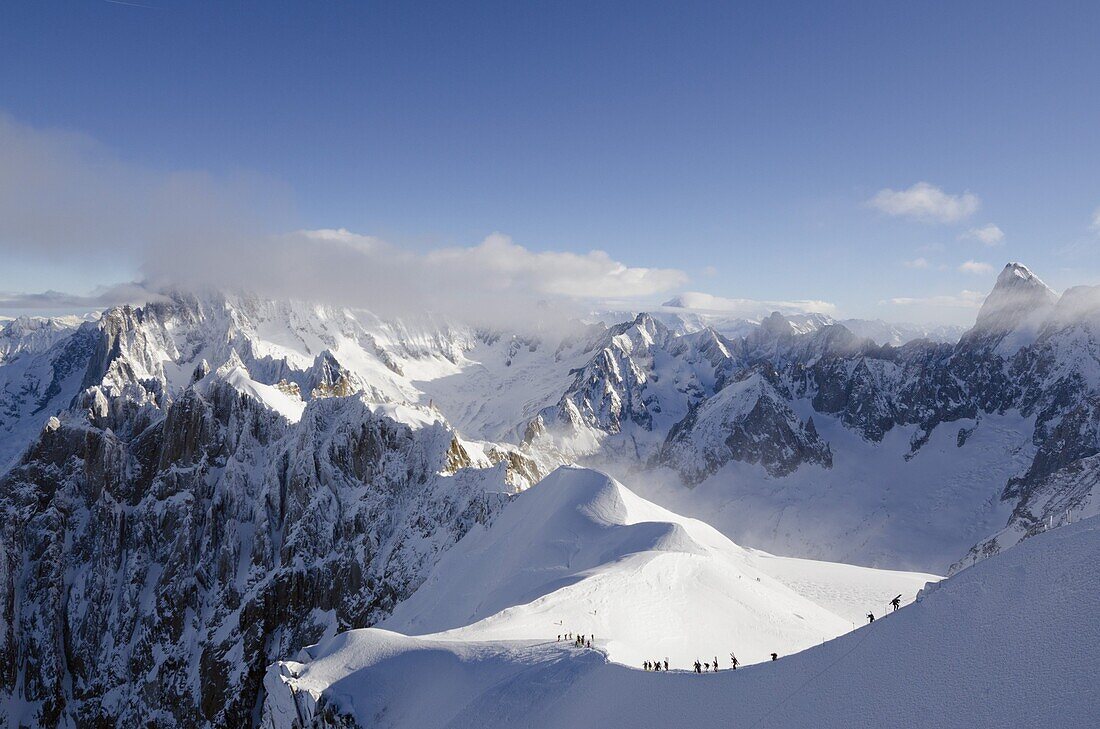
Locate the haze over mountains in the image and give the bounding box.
[2,262,1099,727]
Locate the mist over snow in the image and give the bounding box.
[0,114,695,330]
[0,112,1004,333]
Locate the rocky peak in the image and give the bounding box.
[974,263,1057,333]
[760,311,795,336]
[214,349,248,379]
[608,312,671,349]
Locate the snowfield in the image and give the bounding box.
[379,468,936,667]
[263,467,955,727]
[265,510,1100,729]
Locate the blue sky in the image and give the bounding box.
[2,1,1099,324]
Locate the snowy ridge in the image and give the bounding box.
[263,466,938,727]
[376,467,932,668]
[262,514,1100,729]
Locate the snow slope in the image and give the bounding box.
[378,468,935,668]
[625,409,1036,572]
[261,466,936,724]
[264,513,1100,729]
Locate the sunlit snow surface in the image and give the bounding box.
[267,506,1100,728]
[263,468,961,728]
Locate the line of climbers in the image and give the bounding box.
[642,652,770,672]
[556,632,593,649]
[566,592,909,674]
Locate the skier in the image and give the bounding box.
[891,595,901,611]
[730,653,739,670]
[586,639,591,648]
[557,634,561,642]
[713,656,719,672]
[694,660,702,674]
[770,653,778,661]
[704,662,710,672]
[867,612,875,624]
[663,659,669,671]
[644,661,650,671]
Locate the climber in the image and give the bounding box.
[867,612,875,623]
[730,653,739,670]
[644,661,650,671]
[704,662,710,672]
[694,660,701,674]
[713,657,719,672]
[663,659,669,671]
[891,595,901,611]
[770,653,778,661]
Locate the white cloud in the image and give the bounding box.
[299,227,383,252]
[0,283,169,311]
[0,114,687,329]
[867,182,980,223]
[662,291,837,317]
[959,260,994,275]
[903,257,930,269]
[884,290,985,309]
[420,233,687,299]
[960,223,1004,246]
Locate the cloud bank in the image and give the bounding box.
[961,224,1004,246]
[884,290,986,309]
[868,182,979,223]
[662,291,837,318]
[958,260,995,275]
[0,114,686,328]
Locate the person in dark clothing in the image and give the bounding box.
[694,660,702,674]
[663,659,669,671]
[770,653,778,661]
[644,661,650,671]
[730,653,739,670]
[867,612,875,623]
[713,657,719,672]
[891,595,901,611]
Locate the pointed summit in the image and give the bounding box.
[975,263,1056,329]
[760,311,795,336]
[969,263,1057,353]
[214,349,249,379]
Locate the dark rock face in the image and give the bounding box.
[660,370,832,483]
[0,300,514,728]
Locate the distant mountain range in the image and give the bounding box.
[3,262,1098,726]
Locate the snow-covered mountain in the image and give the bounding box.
[377,468,933,665]
[0,294,557,726]
[262,512,1100,729]
[4,262,1100,726]
[544,264,1100,570]
[599,302,963,346]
